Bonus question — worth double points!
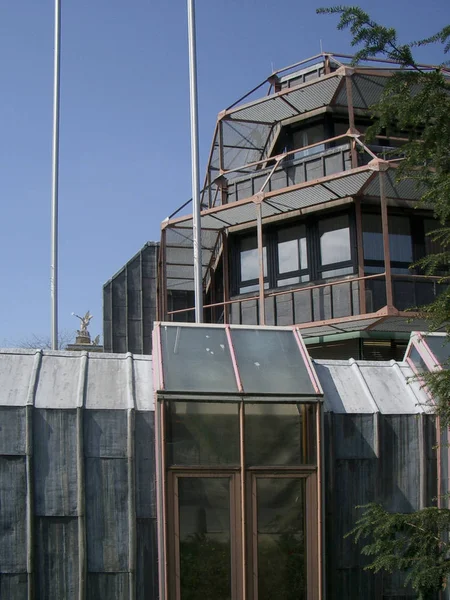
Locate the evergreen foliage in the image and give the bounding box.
[318,7,450,595]
[346,504,450,599]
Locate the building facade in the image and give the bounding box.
[156,52,448,361]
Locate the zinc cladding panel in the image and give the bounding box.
[357,363,424,414]
[0,407,26,455]
[34,354,82,409]
[85,457,129,572]
[334,74,387,109]
[34,409,78,516]
[228,95,298,123]
[314,361,375,413]
[228,75,342,123]
[35,517,79,599]
[0,351,37,406]
[0,456,27,572]
[362,170,424,200]
[85,357,130,409]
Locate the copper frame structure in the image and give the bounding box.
[157,52,449,339]
[152,323,324,600]
[404,332,450,509]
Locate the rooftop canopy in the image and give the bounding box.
[153,323,323,400]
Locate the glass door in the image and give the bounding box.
[248,473,318,600]
[169,472,240,600]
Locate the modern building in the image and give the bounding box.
[1,52,448,599]
[0,331,446,599]
[155,52,447,361]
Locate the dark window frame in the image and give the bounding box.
[231,209,357,295]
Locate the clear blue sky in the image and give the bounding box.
[0,0,448,346]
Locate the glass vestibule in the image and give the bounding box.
[161,399,320,600]
[154,324,324,600]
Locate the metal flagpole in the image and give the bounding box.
[187,0,203,323]
[51,0,61,349]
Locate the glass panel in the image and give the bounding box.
[425,336,450,368]
[424,219,443,256]
[178,477,232,600]
[321,265,354,279]
[363,214,383,262]
[257,478,306,600]
[319,215,351,266]
[245,403,316,466]
[278,225,308,275]
[389,215,413,263]
[167,402,239,466]
[408,345,429,374]
[230,328,316,395]
[160,325,238,393]
[240,235,267,283]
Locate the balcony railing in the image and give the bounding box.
[165,273,445,328]
[201,133,405,210]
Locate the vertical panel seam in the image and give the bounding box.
[127,354,137,600]
[26,348,42,599]
[77,352,88,600]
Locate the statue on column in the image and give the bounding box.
[72,311,93,344]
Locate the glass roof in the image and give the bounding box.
[405,332,449,373]
[155,323,323,399]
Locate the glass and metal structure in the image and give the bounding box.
[157,52,449,347]
[153,323,324,600]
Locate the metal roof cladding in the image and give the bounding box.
[0,332,436,414]
[0,349,153,410]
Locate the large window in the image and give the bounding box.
[234,212,356,294]
[362,212,441,273]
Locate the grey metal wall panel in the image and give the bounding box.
[86,573,129,600]
[85,458,129,572]
[135,412,156,518]
[136,519,158,600]
[332,458,378,569]
[0,574,28,599]
[104,243,158,355]
[0,456,27,572]
[0,407,26,455]
[379,415,421,512]
[333,414,377,459]
[35,517,79,599]
[34,409,78,516]
[84,410,128,458]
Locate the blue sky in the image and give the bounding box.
[0,0,448,346]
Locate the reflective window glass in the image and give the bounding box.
[245,403,316,466]
[256,478,307,600]
[178,477,232,600]
[389,216,413,264]
[424,336,450,368]
[319,215,351,266]
[240,236,267,282]
[408,345,429,374]
[230,328,316,395]
[160,325,238,393]
[278,226,308,276]
[363,214,383,262]
[167,401,240,466]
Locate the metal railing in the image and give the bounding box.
[166,272,445,327]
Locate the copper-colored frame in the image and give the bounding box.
[157,399,323,600]
[160,52,448,336]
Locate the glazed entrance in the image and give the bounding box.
[153,324,323,600]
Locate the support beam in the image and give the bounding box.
[256,202,265,325]
[379,171,394,308]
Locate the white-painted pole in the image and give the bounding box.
[51,0,61,349]
[187,0,203,323]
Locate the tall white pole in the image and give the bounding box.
[187,0,203,323]
[51,0,61,349]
